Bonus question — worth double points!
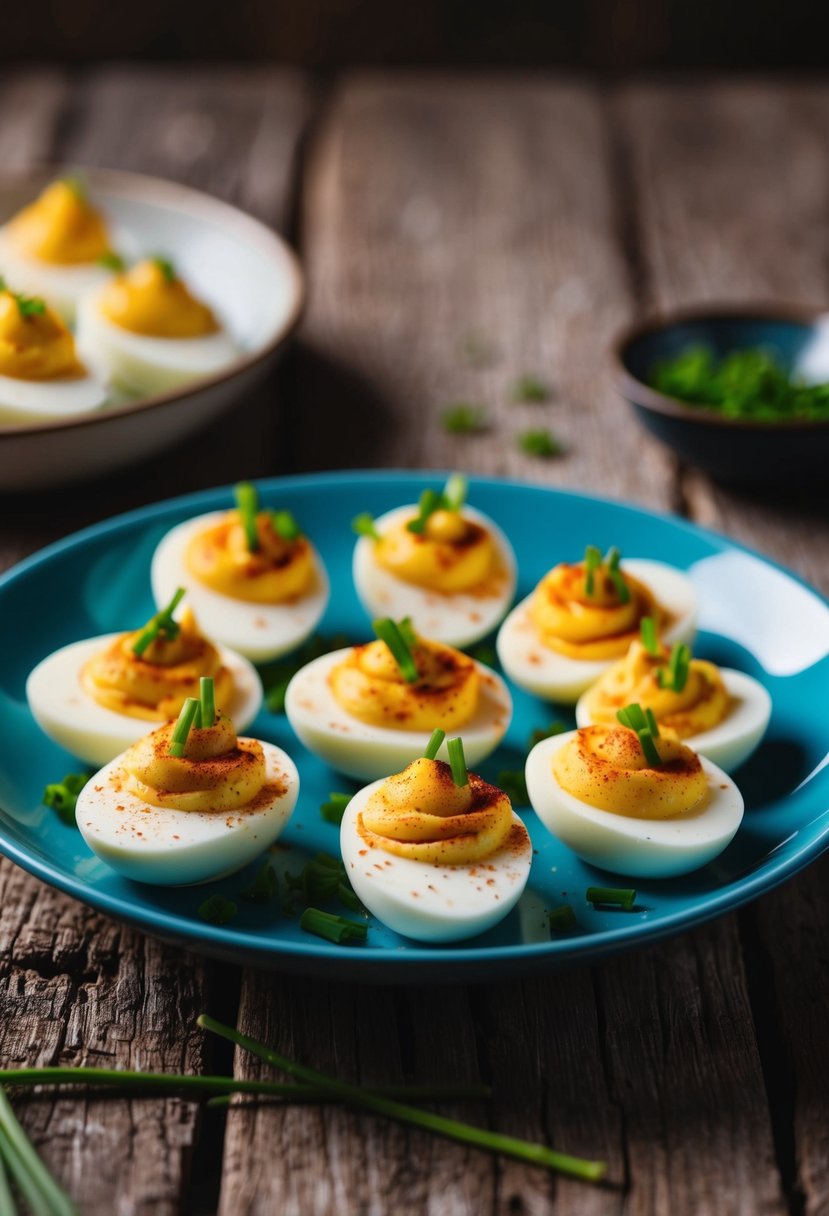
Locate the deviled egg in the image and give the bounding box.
[26,590,262,767]
[77,257,239,395]
[341,734,532,942]
[352,475,517,648]
[575,622,771,773]
[285,617,511,780]
[497,545,697,703]
[76,678,298,885]
[151,482,329,663]
[525,704,744,878]
[0,283,107,424]
[0,178,121,322]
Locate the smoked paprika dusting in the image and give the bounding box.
[374,511,504,595]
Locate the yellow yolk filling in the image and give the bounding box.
[375,509,498,593]
[186,512,314,604]
[99,260,219,338]
[122,713,266,812]
[0,293,85,380]
[359,757,513,863]
[580,641,731,737]
[553,725,708,820]
[530,563,665,660]
[329,637,479,731]
[6,180,110,265]
[81,610,235,722]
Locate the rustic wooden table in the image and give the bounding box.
[1,67,828,1216]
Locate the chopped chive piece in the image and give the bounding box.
[447,737,468,787]
[497,769,530,806]
[512,374,551,403]
[373,618,419,683]
[465,641,497,668]
[271,509,301,542]
[657,643,692,693]
[644,707,660,738]
[548,904,577,932]
[199,676,215,729]
[640,615,659,656]
[443,473,467,513]
[604,547,630,604]
[321,792,352,825]
[586,886,636,910]
[15,293,46,319]
[406,488,443,534]
[397,616,417,647]
[517,428,563,458]
[242,862,279,904]
[43,773,89,826]
[528,722,565,750]
[153,256,176,283]
[132,586,186,656]
[424,728,446,760]
[235,481,260,552]
[169,698,199,757]
[285,854,361,913]
[98,250,125,271]
[583,545,602,597]
[441,403,489,434]
[197,895,238,925]
[352,512,381,541]
[0,1085,78,1216]
[300,907,368,945]
[616,702,661,766]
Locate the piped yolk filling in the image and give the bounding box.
[359,757,513,863]
[99,260,219,338]
[329,637,479,731]
[6,180,110,265]
[552,725,708,820]
[375,509,500,594]
[121,713,267,812]
[186,512,314,604]
[81,611,235,722]
[530,563,666,660]
[0,293,85,381]
[581,641,731,736]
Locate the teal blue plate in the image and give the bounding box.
[1,471,828,982]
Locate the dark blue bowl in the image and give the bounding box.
[613,305,829,485]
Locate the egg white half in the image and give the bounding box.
[341,778,532,942]
[0,224,134,323]
[76,290,240,396]
[151,511,330,663]
[0,366,108,425]
[575,667,771,774]
[76,739,299,886]
[496,559,698,704]
[27,632,263,768]
[525,731,744,879]
[353,504,517,648]
[285,648,512,781]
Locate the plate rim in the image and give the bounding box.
[2,468,828,978]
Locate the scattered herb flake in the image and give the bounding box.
[528,722,565,750]
[497,769,530,807]
[517,428,563,458]
[242,862,279,904]
[548,904,577,932]
[321,792,352,826]
[43,773,90,826]
[197,895,238,925]
[512,375,552,403]
[441,403,490,434]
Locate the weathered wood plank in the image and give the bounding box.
[618,79,829,1215]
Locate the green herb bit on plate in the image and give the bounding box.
[586,886,636,910]
[321,792,352,826]
[197,894,239,925]
[242,861,280,904]
[43,773,90,826]
[497,769,530,806]
[548,904,577,932]
[300,908,368,945]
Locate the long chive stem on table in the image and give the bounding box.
[198,1015,607,1183]
[0,1086,78,1216]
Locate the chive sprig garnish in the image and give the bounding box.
[169,697,199,757]
[0,1086,77,1216]
[153,255,176,283]
[198,1015,607,1183]
[640,615,659,656]
[447,737,468,787]
[271,509,301,542]
[199,676,215,729]
[583,545,602,597]
[132,587,186,656]
[604,547,630,604]
[616,702,662,767]
[443,473,467,513]
[586,886,637,910]
[373,618,419,683]
[407,488,443,534]
[406,474,468,534]
[352,513,381,541]
[424,728,446,760]
[235,481,260,552]
[582,545,630,604]
[657,642,692,693]
[300,908,368,945]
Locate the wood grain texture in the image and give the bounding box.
[618,79,829,1214]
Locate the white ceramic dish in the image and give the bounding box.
[0,167,304,491]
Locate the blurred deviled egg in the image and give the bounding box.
[285,616,511,780]
[77,256,239,395]
[497,544,697,704]
[352,475,516,648]
[0,282,107,424]
[0,178,122,322]
[27,589,262,767]
[151,482,329,663]
[525,703,744,879]
[341,733,532,942]
[575,618,771,773]
[76,678,298,886]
